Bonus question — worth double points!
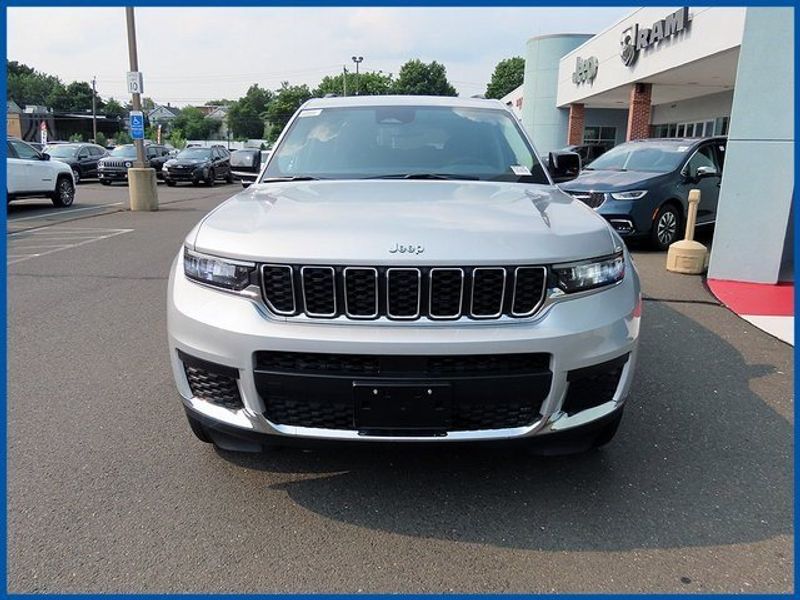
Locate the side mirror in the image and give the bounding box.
[40,152,51,161]
[695,165,718,178]
[547,151,581,183]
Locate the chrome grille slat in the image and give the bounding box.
[260,264,547,321]
[386,268,421,320]
[470,267,507,318]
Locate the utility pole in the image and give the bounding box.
[351,56,363,95]
[342,65,348,96]
[91,76,97,142]
[124,7,158,211]
[125,7,146,168]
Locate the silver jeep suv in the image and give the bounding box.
[167,96,641,453]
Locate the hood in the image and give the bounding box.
[561,169,669,192]
[170,158,209,166]
[191,180,618,265]
[50,156,77,166]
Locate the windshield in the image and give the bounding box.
[45,145,78,158]
[586,142,688,173]
[262,105,548,183]
[110,145,137,158]
[177,148,212,159]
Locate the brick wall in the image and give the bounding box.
[566,103,585,146]
[626,83,653,141]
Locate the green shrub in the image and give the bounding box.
[94,131,107,147]
[68,133,84,143]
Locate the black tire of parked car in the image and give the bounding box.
[51,175,75,207]
[71,168,81,185]
[651,203,683,251]
[205,168,216,186]
[100,180,112,186]
[166,180,177,187]
[225,170,234,184]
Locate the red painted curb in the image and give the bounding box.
[707,279,794,317]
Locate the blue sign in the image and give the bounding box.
[130,111,145,140]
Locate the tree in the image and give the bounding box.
[103,98,125,119]
[171,106,220,140]
[227,84,273,139]
[265,82,312,141]
[314,71,394,97]
[141,97,156,111]
[392,60,457,96]
[63,81,103,112]
[168,130,186,150]
[115,131,132,145]
[485,57,525,99]
[94,131,108,148]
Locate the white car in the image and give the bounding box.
[7,138,76,207]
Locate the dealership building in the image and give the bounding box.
[509,6,793,338]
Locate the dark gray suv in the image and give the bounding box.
[561,137,726,250]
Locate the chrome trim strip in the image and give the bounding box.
[343,266,379,319]
[300,265,337,318]
[386,267,421,320]
[510,266,548,317]
[260,264,296,316]
[470,267,506,319]
[428,267,464,320]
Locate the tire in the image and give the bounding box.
[166,180,177,187]
[187,415,213,444]
[71,168,81,185]
[225,170,234,184]
[205,168,216,186]
[50,175,75,207]
[651,204,682,250]
[100,180,111,186]
[591,410,624,449]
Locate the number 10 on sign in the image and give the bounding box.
[127,71,143,95]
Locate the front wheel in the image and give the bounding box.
[71,168,81,185]
[205,168,216,186]
[651,204,682,250]
[166,180,177,187]
[100,180,111,186]
[225,170,234,184]
[51,176,75,207]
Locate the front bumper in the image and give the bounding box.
[165,167,205,182]
[98,169,128,181]
[167,252,641,443]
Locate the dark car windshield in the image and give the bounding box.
[177,148,212,159]
[586,141,689,173]
[45,145,78,158]
[262,105,548,183]
[230,150,258,167]
[110,145,137,158]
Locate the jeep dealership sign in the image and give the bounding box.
[620,7,692,66]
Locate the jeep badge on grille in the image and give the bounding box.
[389,243,425,255]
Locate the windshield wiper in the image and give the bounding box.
[367,172,480,181]
[259,176,322,183]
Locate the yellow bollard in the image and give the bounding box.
[666,189,708,274]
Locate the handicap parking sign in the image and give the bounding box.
[130,111,145,140]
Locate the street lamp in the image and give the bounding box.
[351,56,364,95]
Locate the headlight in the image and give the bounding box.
[162,165,168,171]
[553,252,625,293]
[98,164,105,170]
[124,161,132,168]
[610,190,647,200]
[183,248,255,291]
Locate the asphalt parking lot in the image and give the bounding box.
[7,181,793,593]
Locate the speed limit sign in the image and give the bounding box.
[126,71,144,95]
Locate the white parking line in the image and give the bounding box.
[7,225,133,265]
[8,202,125,223]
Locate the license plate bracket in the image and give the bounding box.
[354,381,452,430]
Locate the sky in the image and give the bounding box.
[8,7,628,106]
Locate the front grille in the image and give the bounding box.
[567,191,606,209]
[100,160,129,170]
[260,265,548,321]
[179,351,242,410]
[254,351,552,432]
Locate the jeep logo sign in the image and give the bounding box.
[571,56,598,85]
[620,7,692,67]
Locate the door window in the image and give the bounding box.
[78,148,90,159]
[685,145,719,177]
[10,140,40,160]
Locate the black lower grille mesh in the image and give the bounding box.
[562,355,628,415]
[181,353,242,410]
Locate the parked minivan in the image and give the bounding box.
[561,137,726,250]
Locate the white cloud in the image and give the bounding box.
[8,7,628,105]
